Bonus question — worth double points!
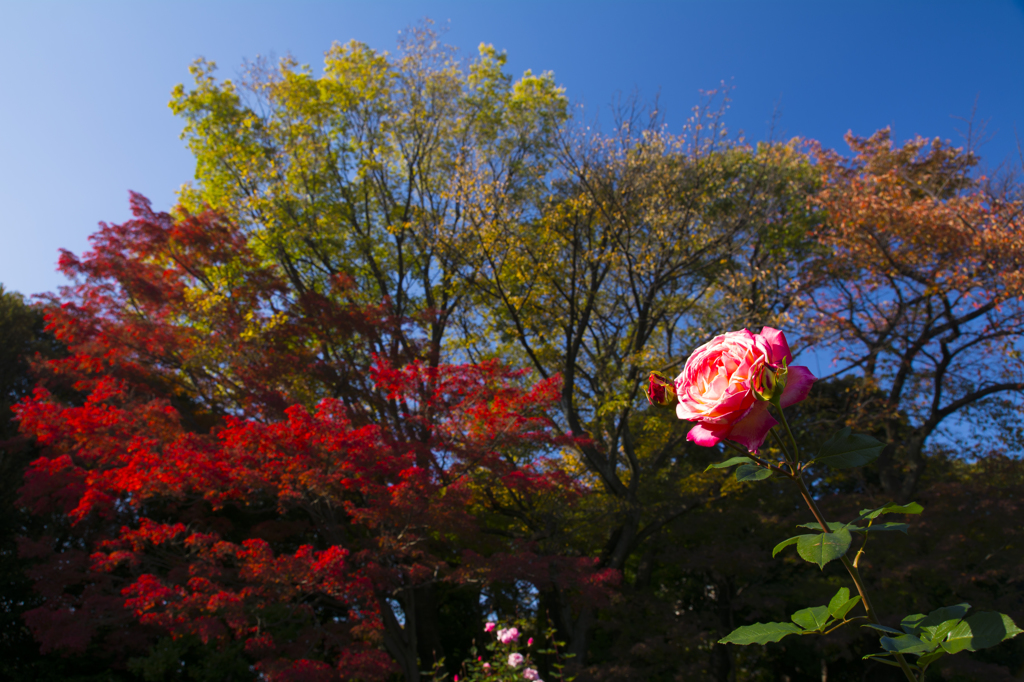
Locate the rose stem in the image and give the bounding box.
[768,408,919,682]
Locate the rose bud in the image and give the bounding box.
[753,359,788,403]
[644,370,678,407]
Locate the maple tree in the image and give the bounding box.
[13,195,607,681]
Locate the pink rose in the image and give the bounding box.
[508,652,524,667]
[497,627,519,644]
[675,327,815,452]
[523,668,542,680]
[484,622,496,633]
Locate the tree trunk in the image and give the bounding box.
[380,584,445,682]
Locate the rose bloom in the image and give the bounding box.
[497,627,520,644]
[484,622,496,633]
[508,652,525,667]
[675,327,815,451]
[523,668,542,681]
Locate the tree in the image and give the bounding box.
[802,129,1024,499]
[169,23,566,375]
[0,286,67,681]
[165,24,619,670]
[447,94,824,662]
[15,197,604,681]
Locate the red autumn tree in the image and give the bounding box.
[802,129,1024,499]
[15,194,610,681]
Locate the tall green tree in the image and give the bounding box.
[446,95,824,662]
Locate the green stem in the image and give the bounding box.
[769,428,797,475]
[774,399,802,463]
[774,408,919,682]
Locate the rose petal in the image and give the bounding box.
[759,327,793,364]
[723,402,779,452]
[780,366,816,408]
[685,422,731,447]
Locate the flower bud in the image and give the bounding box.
[753,359,788,404]
[644,371,677,407]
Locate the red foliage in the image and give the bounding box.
[15,195,602,680]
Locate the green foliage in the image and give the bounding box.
[864,604,1022,674]
[734,464,772,481]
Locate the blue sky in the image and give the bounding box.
[2,0,1022,298]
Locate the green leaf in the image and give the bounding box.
[718,621,803,645]
[941,612,1023,654]
[858,522,909,533]
[820,588,862,624]
[791,605,831,632]
[831,596,862,621]
[925,618,964,645]
[796,520,907,533]
[862,623,903,635]
[827,588,851,615]
[735,464,772,481]
[796,530,852,569]
[772,536,801,557]
[879,633,936,655]
[796,521,847,532]
[914,603,971,639]
[857,501,924,522]
[860,653,906,668]
[900,613,927,634]
[916,649,946,669]
[814,428,884,469]
[704,456,752,472]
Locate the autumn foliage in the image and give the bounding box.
[13,194,607,680]
[6,30,1024,681]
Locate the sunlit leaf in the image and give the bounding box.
[718,621,803,645]
[791,605,830,632]
[796,530,852,569]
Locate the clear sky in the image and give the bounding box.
[2,0,1022,298]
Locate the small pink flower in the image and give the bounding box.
[483,662,491,670]
[454,677,458,682]
[484,622,496,632]
[523,668,542,681]
[527,637,534,646]
[497,627,520,644]
[508,652,524,667]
